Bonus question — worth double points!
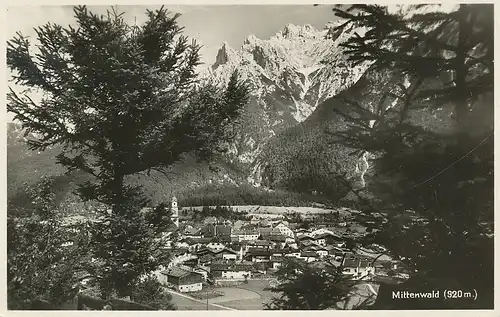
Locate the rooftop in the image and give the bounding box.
[301,251,319,257]
[343,258,374,268]
[184,227,200,235]
[314,232,343,240]
[163,266,194,278]
[215,225,232,236]
[212,248,238,255]
[247,248,272,256]
[270,256,283,262]
[233,229,259,235]
[210,262,254,272]
[250,240,272,246]
[191,237,214,244]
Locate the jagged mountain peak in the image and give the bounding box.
[277,23,319,39]
[243,34,259,45]
[212,41,239,70]
[203,21,372,169]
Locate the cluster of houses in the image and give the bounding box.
[61,198,406,295]
[152,200,401,293]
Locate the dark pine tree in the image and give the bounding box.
[7,5,249,300]
[326,4,493,309]
[265,257,353,310]
[7,176,84,309]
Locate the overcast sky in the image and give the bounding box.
[5,4,460,122]
[6,5,340,122]
[6,5,339,67]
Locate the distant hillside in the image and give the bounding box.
[7,21,373,215]
[7,121,335,215]
[254,63,460,200]
[7,122,249,214]
[254,66,396,197]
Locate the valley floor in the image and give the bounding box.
[168,279,275,310]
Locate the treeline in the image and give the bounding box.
[258,113,359,203]
[177,183,331,207]
[187,205,251,221]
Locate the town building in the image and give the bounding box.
[270,256,283,270]
[305,245,329,258]
[198,254,216,266]
[160,266,204,292]
[310,228,334,237]
[342,257,376,277]
[300,251,319,262]
[246,248,272,263]
[213,248,238,261]
[231,229,260,241]
[247,240,273,250]
[273,222,294,238]
[206,241,226,252]
[285,251,301,258]
[183,226,202,238]
[210,262,253,280]
[203,217,218,225]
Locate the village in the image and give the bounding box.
[124,198,410,310]
[59,196,412,309]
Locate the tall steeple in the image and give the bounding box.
[171,196,179,227]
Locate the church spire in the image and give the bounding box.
[171,196,179,227]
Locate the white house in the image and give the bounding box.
[207,242,225,252]
[310,228,334,237]
[174,241,191,249]
[221,270,250,279]
[191,267,210,280]
[314,237,326,246]
[161,267,203,293]
[215,248,238,261]
[342,257,376,277]
[316,249,329,258]
[210,263,253,280]
[273,222,294,238]
[183,226,202,239]
[247,249,272,263]
[295,228,312,235]
[299,251,319,263]
[306,245,329,258]
[231,230,260,242]
[270,256,283,270]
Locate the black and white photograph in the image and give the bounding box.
[5,3,495,312]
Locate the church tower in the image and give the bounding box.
[171,196,179,227]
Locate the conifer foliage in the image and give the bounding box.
[331,4,493,130]
[265,258,353,310]
[329,4,494,309]
[7,5,249,300]
[7,177,83,309]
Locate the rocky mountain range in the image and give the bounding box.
[8,20,389,209]
[202,21,371,168]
